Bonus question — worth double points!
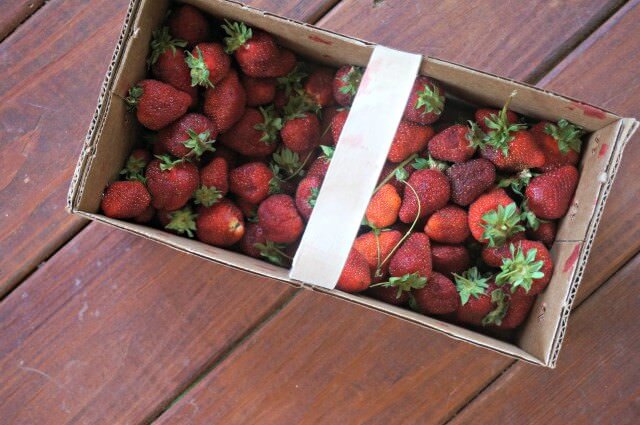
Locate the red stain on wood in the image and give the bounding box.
[598,143,609,157]
[308,35,332,45]
[570,101,607,119]
[563,243,581,273]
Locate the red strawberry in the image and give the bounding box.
[156,113,216,158]
[125,80,191,130]
[242,76,277,106]
[333,65,363,106]
[398,169,450,223]
[495,240,553,296]
[403,76,445,125]
[446,158,496,206]
[366,184,401,229]
[424,205,469,244]
[295,175,322,220]
[468,188,523,245]
[258,194,304,244]
[101,180,151,219]
[389,233,432,278]
[219,106,281,157]
[185,43,231,88]
[195,157,228,207]
[304,67,335,107]
[337,248,372,293]
[119,149,152,181]
[527,220,557,248]
[145,156,199,211]
[494,291,535,329]
[479,130,545,171]
[203,70,246,133]
[387,121,434,163]
[229,162,274,204]
[367,286,410,306]
[236,197,258,220]
[481,233,526,267]
[319,106,339,146]
[378,161,414,193]
[431,244,471,276]
[412,272,460,315]
[453,268,494,326]
[475,108,519,133]
[525,165,579,220]
[240,222,267,258]
[148,27,197,107]
[196,200,245,247]
[353,230,403,275]
[428,124,476,163]
[307,155,331,180]
[133,205,156,223]
[167,4,211,48]
[532,120,584,171]
[330,109,349,145]
[281,112,321,153]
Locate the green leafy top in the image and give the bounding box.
[320,145,334,160]
[307,187,320,207]
[497,168,538,197]
[466,121,485,148]
[125,86,143,111]
[414,81,445,116]
[194,185,223,207]
[185,46,214,88]
[544,119,585,154]
[374,272,428,299]
[412,155,448,172]
[254,105,283,145]
[338,66,363,96]
[481,289,510,326]
[120,153,148,181]
[182,129,216,158]
[283,92,320,121]
[165,207,198,237]
[495,243,545,293]
[480,202,525,247]
[453,267,490,305]
[276,63,309,97]
[155,154,185,171]
[271,147,302,178]
[148,27,187,67]
[520,199,545,231]
[477,91,526,156]
[254,241,290,266]
[221,20,252,54]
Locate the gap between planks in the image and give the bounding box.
[0,0,48,42]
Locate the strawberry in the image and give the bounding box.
[295,175,322,220]
[333,65,363,106]
[525,165,579,220]
[229,162,274,204]
[223,21,296,77]
[101,180,151,219]
[185,43,231,88]
[214,145,239,168]
[281,111,321,152]
[453,267,494,326]
[167,4,211,48]
[398,169,450,223]
[475,108,519,133]
[389,233,432,278]
[403,76,445,125]
[163,206,198,237]
[156,113,216,159]
[428,124,477,163]
[257,194,304,243]
[125,80,191,130]
[304,67,335,107]
[378,161,414,193]
[353,230,403,275]
[446,158,496,206]
[148,27,197,107]
[145,156,199,211]
[387,121,435,163]
[196,200,245,247]
[431,244,471,276]
[367,286,410,306]
[240,222,266,258]
[195,157,228,207]
[412,272,460,315]
[527,220,557,248]
[468,188,523,245]
[493,291,535,329]
[236,197,258,220]
[307,152,331,180]
[119,149,151,181]
[424,204,469,244]
[481,233,526,267]
[337,248,372,293]
[317,106,338,146]
[242,76,277,106]
[365,184,401,229]
[219,106,281,157]
[495,240,553,296]
[330,109,349,145]
[203,70,246,133]
[133,205,156,223]
[532,120,584,171]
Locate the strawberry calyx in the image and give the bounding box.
[185,46,214,88]
[479,91,526,156]
[481,202,525,247]
[254,240,291,266]
[148,26,187,67]
[165,207,198,237]
[495,243,545,293]
[222,20,253,54]
[453,267,490,305]
[182,129,216,158]
[194,185,223,207]
[307,187,320,207]
[338,66,363,96]
[270,147,312,184]
[497,168,538,197]
[319,145,334,160]
[544,119,585,154]
[466,121,486,148]
[412,155,449,172]
[254,105,283,145]
[276,63,309,96]
[283,92,320,121]
[155,154,185,171]
[481,288,510,326]
[520,199,545,231]
[120,154,148,181]
[414,82,445,116]
[372,272,428,299]
[125,85,143,112]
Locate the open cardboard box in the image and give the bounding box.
[67,0,638,367]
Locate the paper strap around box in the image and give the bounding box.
[289,46,422,289]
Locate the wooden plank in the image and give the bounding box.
[0,223,295,424]
[449,253,640,425]
[250,0,340,23]
[317,0,625,80]
[0,0,45,41]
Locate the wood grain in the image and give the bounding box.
[0,0,45,40]
[0,223,295,424]
[450,253,640,424]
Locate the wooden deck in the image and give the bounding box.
[1,0,638,423]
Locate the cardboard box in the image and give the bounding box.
[67,0,638,367]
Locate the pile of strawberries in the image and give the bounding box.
[101,4,585,332]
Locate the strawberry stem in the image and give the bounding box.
[374,153,418,193]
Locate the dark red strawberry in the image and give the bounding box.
[424,204,469,244]
[532,120,584,171]
[475,108,519,133]
[481,233,526,267]
[412,272,460,315]
[446,158,496,206]
[367,286,410,306]
[185,43,231,88]
[527,220,557,248]
[240,222,266,258]
[337,248,372,293]
[453,268,494,326]
[495,240,553,296]
[307,154,331,180]
[119,148,152,181]
[195,157,228,207]
[281,111,321,152]
[403,76,445,125]
[428,124,477,163]
[304,67,335,107]
[366,184,401,229]
[431,244,471,276]
[213,146,239,168]
[242,76,277,106]
[389,233,432,278]
[330,109,349,145]
[353,230,403,275]
[525,165,579,220]
[468,188,523,245]
[258,194,304,244]
[229,162,274,204]
[101,180,151,219]
[398,169,450,223]
[219,106,281,157]
[203,70,246,133]
[388,121,435,163]
[236,197,258,220]
[133,205,156,223]
[156,113,216,158]
[319,106,339,146]
[295,175,322,220]
[145,156,199,211]
[167,4,211,48]
[333,65,363,106]
[492,291,535,329]
[196,200,245,247]
[125,79,191,130]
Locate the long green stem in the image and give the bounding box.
[374,153,418,193]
